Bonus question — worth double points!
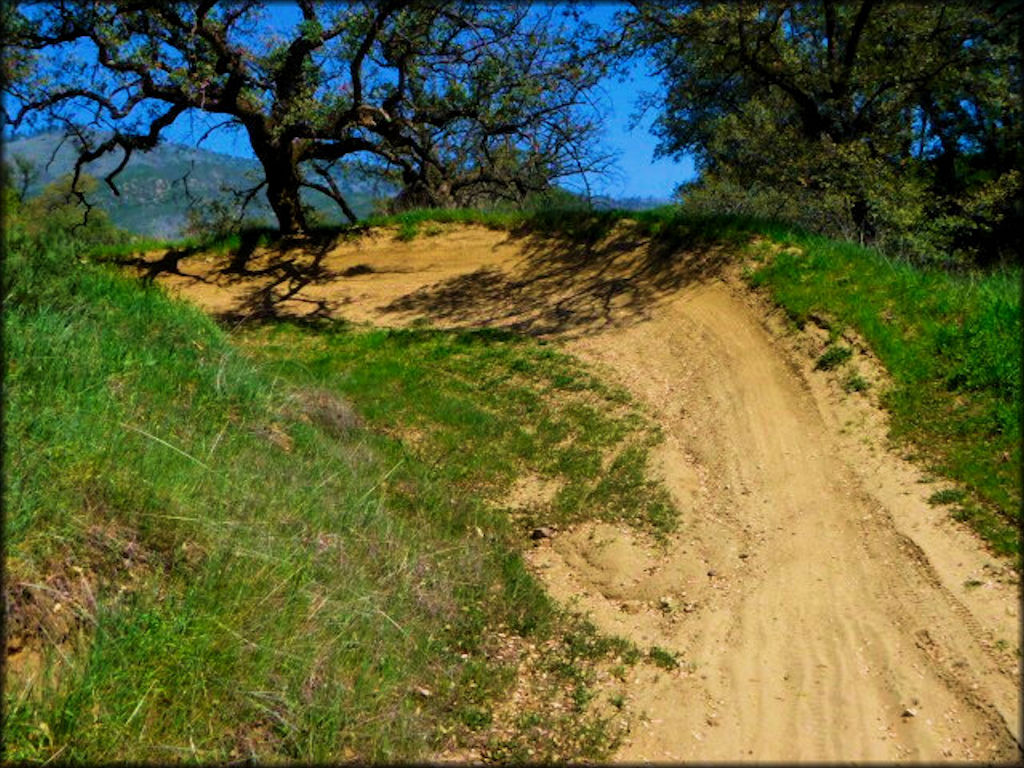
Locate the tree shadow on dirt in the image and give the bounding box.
[380,214,735,338]
[126,226,368,325]
[214,230,343,324]
[125,213,739,334]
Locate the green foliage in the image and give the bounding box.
[5,172,129,248]
[628,1,1022,267]
[842,372,870,394]
[8,4,610,233]
[647,646,679,670]
[238,322,674,538]
[364,206,523,238]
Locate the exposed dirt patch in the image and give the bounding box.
[504,474,563,515]
[134,225,1021,762]
[131,223,728,338]
[4,521,162,696]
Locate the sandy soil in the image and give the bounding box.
[135,223,1021,762]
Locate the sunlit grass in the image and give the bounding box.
[4,227,668,762]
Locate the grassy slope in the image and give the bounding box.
[8,204,1017,759]
[3,229,669,762]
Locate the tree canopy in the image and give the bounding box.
[623,0,1022,265]
[3,1,611,234]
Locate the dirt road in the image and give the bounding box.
[139,224,1021,762]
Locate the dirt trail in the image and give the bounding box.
[138,224,1021,762]
[549,282,1019,761]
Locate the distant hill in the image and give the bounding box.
[3,131,389,238]
[592,194,673,211]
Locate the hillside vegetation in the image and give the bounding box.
[3,225,671,762]
[4,199,1019,761]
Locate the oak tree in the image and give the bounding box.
[4,1,611,234]
[623,0,1022,263]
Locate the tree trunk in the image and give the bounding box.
[252,138,308,235]
[850,195,874,246]
[265,164,308,235]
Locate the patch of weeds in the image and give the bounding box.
[928,488,966,506]
[517,711,544,729]
[963,579,984,589]
[603,636,643,665]
[460,706,493,730]
[571,682,594,712]
[648,646,679,670]
[396,219,419,241]
[950,504,1018,558]
[843,371,870,393]
[815,344,853,371]
[608,693,626,710]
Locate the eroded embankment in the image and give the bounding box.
[545,279,1019,761]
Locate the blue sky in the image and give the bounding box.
[596,59,697,200]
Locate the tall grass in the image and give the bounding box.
[4,226,667,762]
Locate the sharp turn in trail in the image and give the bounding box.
[142,224,1021,762]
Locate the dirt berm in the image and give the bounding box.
[138,223,1021,762]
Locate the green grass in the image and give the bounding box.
[647,646,679,670]
[236,322,674,538]
[745,232,1020,557]
[928,488,967,506]
[3,227,670,762]
[842,371,871,393]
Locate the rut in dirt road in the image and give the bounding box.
[542,281,1020,762]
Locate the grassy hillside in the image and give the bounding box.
[3,226,674,762]
[5,203,1017,760]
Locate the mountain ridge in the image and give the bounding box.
[3,130,384,238]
